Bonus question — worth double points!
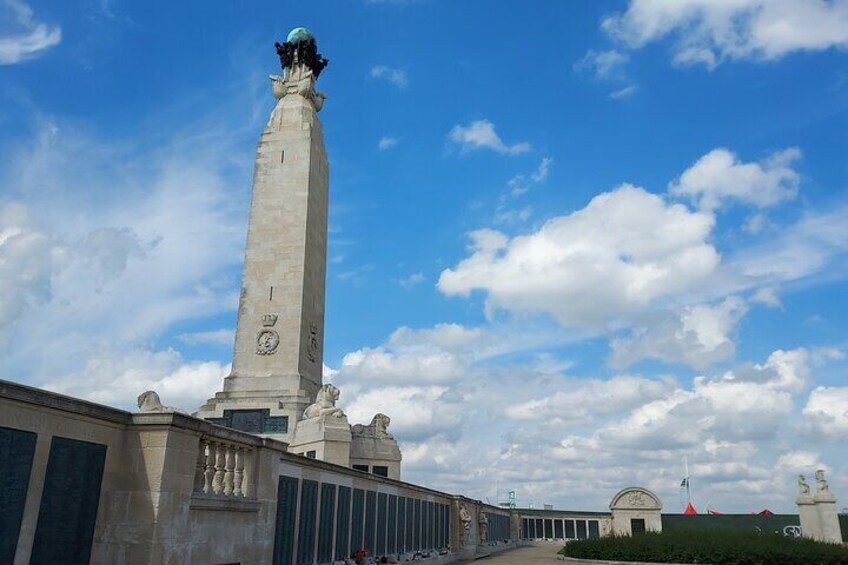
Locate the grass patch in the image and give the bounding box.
[558,530,848,564]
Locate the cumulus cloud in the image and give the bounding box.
[448,120,531,156]
[669,147,801,210]
[803,386,848,440]
[378,136,400,150]
[610,297,748,369]
[603,0,848,69]
[574,49,630,80]
[0,106,249,407]
[0,0,61,65]
[505,375,674,422]
[439,184,719,327]
[42,349,229,411]
[369,65,408,88]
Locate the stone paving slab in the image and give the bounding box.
[456,542,563,564]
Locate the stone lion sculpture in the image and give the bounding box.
[302,384,346,419]
[351,413,393,439]
[136,391,186,414]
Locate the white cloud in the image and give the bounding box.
[42,349,229,412]
[574,49,630,80]
[669,147,801,210]
[0,105,249,402]
[448,120,531,156]
[610,297,748,369]
[751,286,782,308]
[506,157,553,196]
[603,0,848,69]
[743,213,768,234]
[505,375,674,421]
[369,65,408,88]
[0,0,61,65]
[610,85,638,99]
[378,136,400,150]
[803,386,848,440]
[398,272,424,288]
[439,184,719,327]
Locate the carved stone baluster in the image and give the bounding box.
[212,442,226,494]
[234,447,245,497]
[203,441,216,494]
[194,438,207,492]
[224,445,235,496]
[243,448,256,498]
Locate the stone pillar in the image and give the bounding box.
[288,414,352,467]
[797,495,820,540]
[814,492,843,543]
[195,28,330,443]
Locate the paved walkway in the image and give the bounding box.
[457,542,563,564]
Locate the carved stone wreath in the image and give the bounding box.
[256,329,280,355]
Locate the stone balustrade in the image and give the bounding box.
[194,435,258,498]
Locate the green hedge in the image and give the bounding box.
[559,530,848,564]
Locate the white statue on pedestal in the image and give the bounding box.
[815,469,829,493]
[302,384,346,419]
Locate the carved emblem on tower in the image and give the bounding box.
[256,314,280,355]
[306,322,319,363]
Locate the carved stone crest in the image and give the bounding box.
[257,314,279,355]
[306,323,319,363]
[626,491,647,507]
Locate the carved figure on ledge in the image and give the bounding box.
[458,503,472,546]
[136,391,186,414]
[798,474,811,495]
[478,511,489,544]
[815,469,829,493]
[302,384,346,419]
[351,413,393,439]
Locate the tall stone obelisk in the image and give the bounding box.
[196,27,330,442]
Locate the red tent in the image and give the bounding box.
[683,502,698,515]
[755,509,774,515]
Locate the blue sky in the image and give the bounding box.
[1,0,848,513]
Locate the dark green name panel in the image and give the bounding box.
[0,426,37,564]
[30,436,107,565]
[273,476,299,565]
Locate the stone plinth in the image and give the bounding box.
[797,495,820,540]
[814,493,843,543]
[288,414,352,467]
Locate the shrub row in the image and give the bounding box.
[559,530,848,565]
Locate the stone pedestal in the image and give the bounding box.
[289,414,352,467]
[814,493,843,543]
[797,495,821,540]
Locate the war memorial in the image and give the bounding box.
[0,28,843,565]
